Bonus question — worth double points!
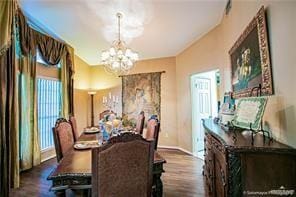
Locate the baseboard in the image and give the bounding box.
[41,154,56,163]
[41,147,56,163]
[158,145,193,156]
[178,147,193,156]
[158,145,179,150]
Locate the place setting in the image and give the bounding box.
[83,127,100,134]
[73,140,101,150]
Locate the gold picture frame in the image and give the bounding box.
[229,6,273,98]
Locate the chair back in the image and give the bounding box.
[69,115,79,141]
[99,110,117,120]
[52,118,74,162]
[135,111,145,135]
[145,118,160,150]
[92,133,154,197]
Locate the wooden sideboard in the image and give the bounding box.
[202,119,296,197]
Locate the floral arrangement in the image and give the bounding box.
[121,114,136,128]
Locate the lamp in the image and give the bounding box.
[101,13,139,76]
[88,91,96,127]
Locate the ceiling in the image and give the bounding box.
[20,0,227,65]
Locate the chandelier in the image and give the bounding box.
[101,13,139,76]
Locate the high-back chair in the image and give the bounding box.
[69,115,79,142]
[145,118,160,150]
[92,133,154,197]
[99,110,117,120]
[52,118,74,162]
[135,111,145,135]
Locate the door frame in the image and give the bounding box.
[190,69,219,157]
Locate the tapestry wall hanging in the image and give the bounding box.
[122,72,162,123]
[229,6,273,98]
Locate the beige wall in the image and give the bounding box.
[89,66,122,125]
[73,55,91,133]
[91,57,178,146]
[73,0,296,150]
[130,57,178,146]
[89,66,121,90]
[176,0,296,151]
[74,55,90,90]
[74,57,178,147]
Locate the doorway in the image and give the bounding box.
[191,69,220,158]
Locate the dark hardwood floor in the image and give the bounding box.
[10,149,205,197]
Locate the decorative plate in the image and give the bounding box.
[74,141,100,150]
[84,127,100,134]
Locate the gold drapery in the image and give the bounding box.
[34,26,75,116]
[0,44,19,196]
[0,0,14,55]
[16,7,41,172]
[18,8,75,117]
[61,54,69,117]
[35,31,67,65]
[65,45,75,115]
[0,2,75,195]
[0,0,19,195]
[18,53,41,171]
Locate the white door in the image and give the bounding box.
[193,77,212,153]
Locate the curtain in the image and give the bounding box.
[16,10,74,170]
[0,0,19,195]
[61,54,69,117]
[17,10,35,55]
[35,31,74,116]
[0,0,14,55]
[60,46,74,117]
[66,45,74,114]
[18,53,40,170]
[35,32,67,65]
[65,45,75,115]
[16,8,41,172]
[0,45,19,197]
[0,3,75,194]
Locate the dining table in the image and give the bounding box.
[47,130,166,197]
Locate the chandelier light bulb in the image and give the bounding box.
[112,61,120,68]
[109,47,116,56]
[101,51,109,61]
[125,49,132,57]
[127,59,133,67]
[132,53,139,61]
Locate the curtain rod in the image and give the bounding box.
[119,71,166,77]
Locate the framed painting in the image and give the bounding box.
[229,6,273,98]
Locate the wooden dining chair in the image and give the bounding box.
[135,111,145,135]
[92,133,154,197]
[52,118,75,162]
[145,118,160,150]
[99,110,116,120]
[69,115,79,142]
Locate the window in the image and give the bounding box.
[37,78,61,151]
[36,50,62,160]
